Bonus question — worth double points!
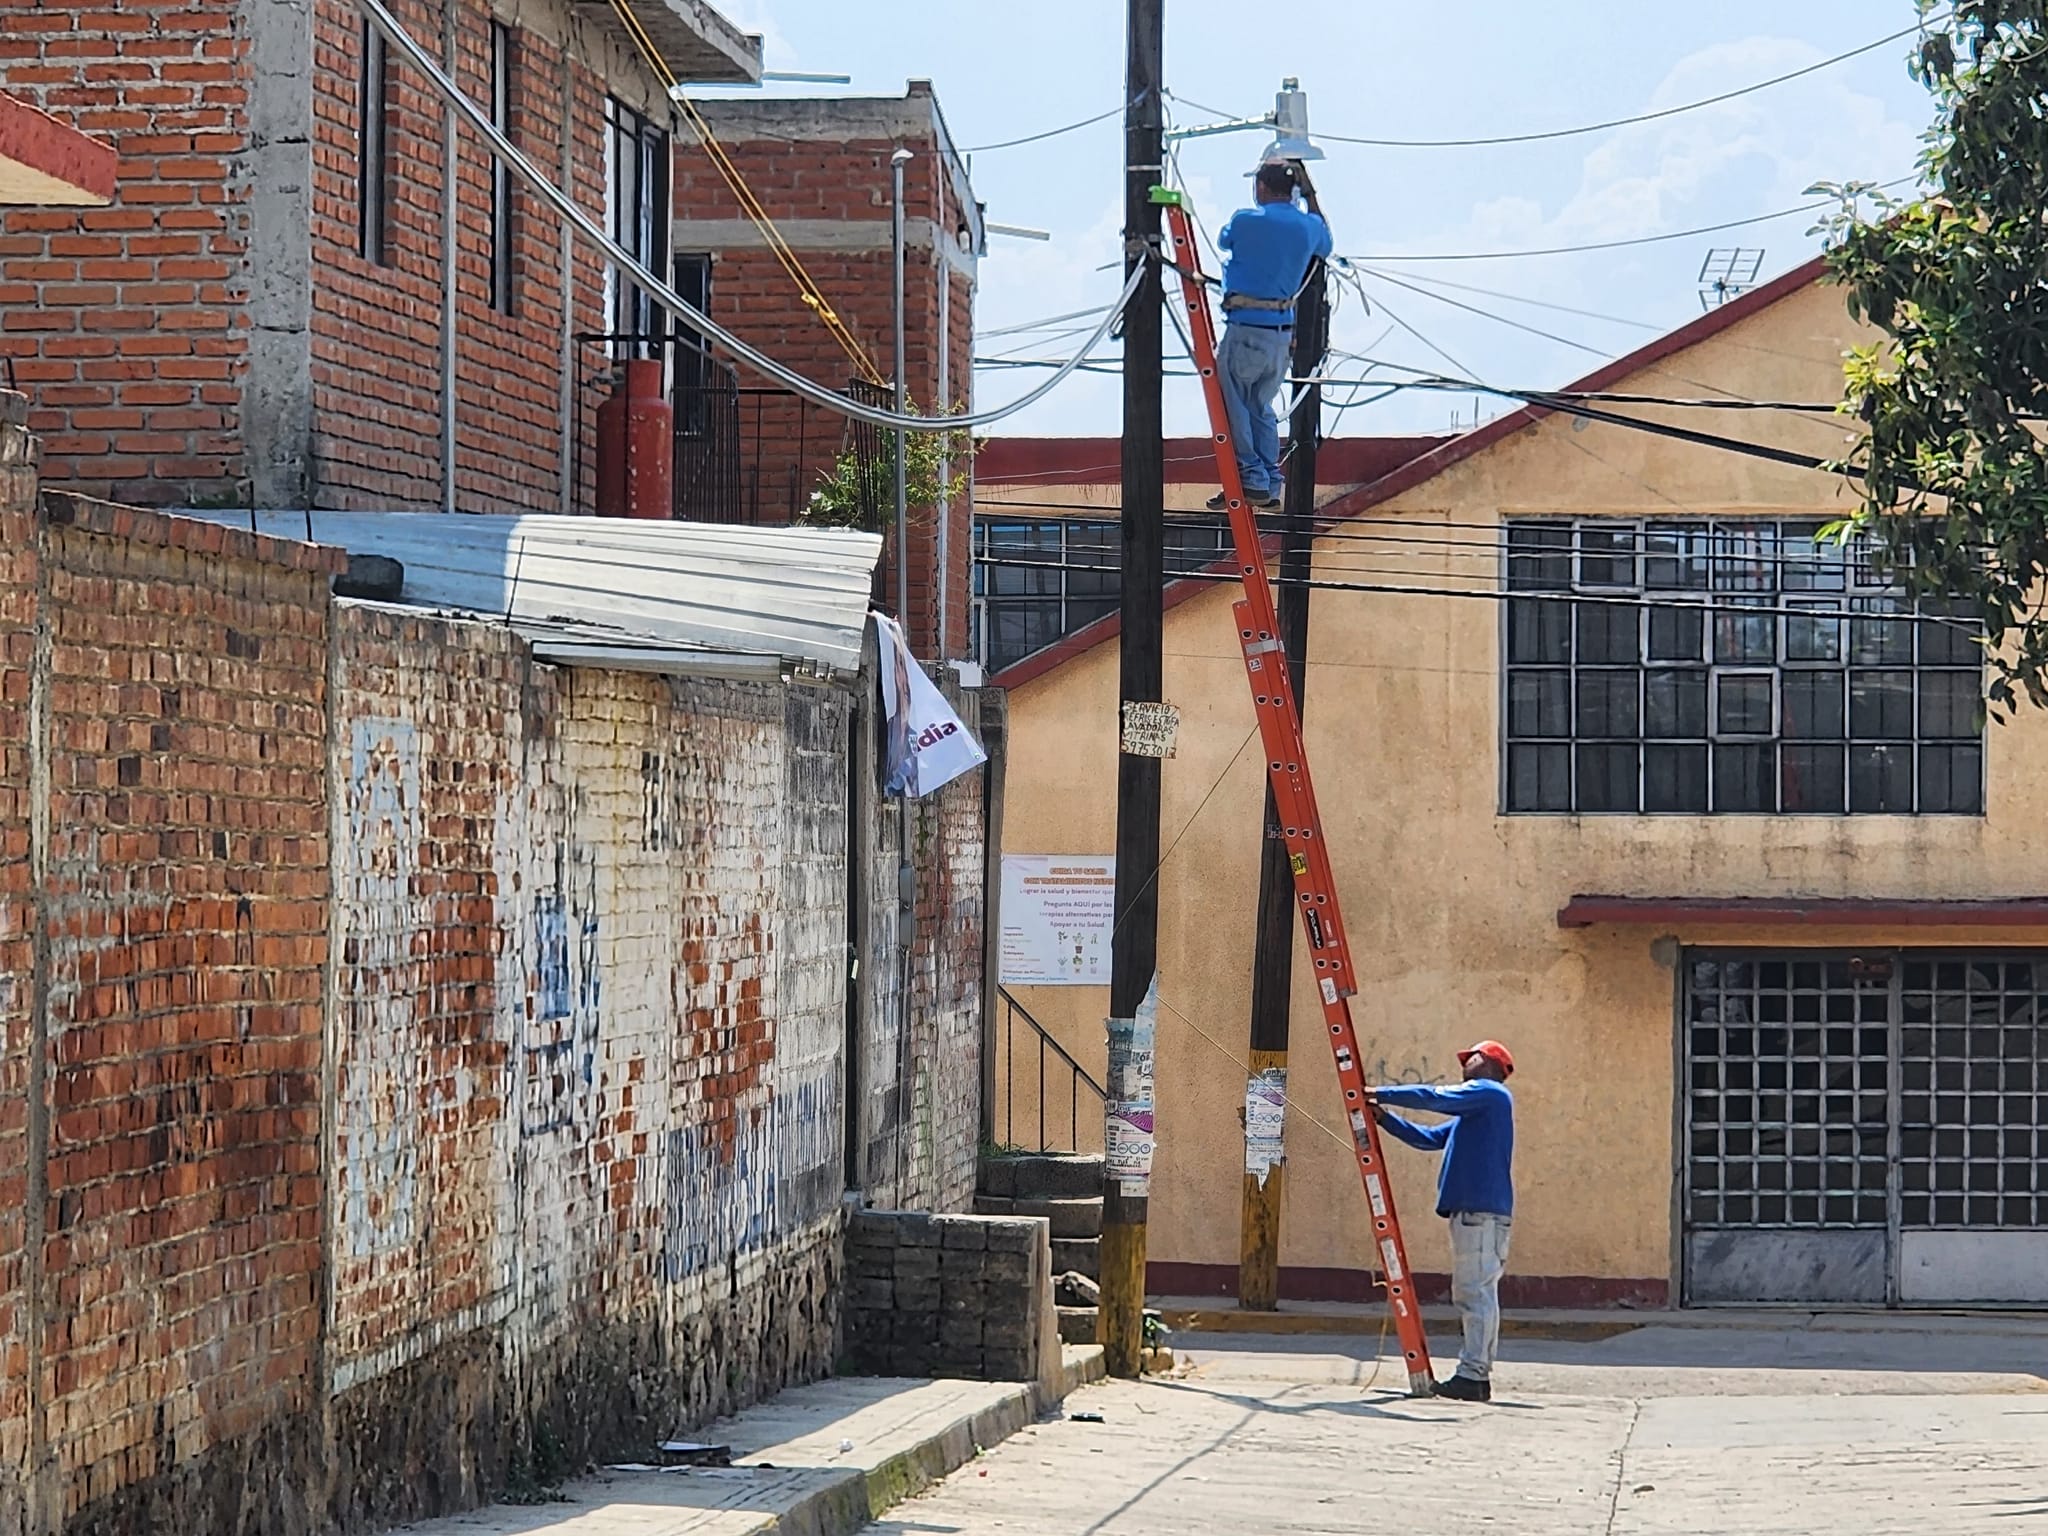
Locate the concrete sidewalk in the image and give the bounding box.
[389,1347,1105,1536]
[1154,1296,2048,1343]
[862,1323,2048,1536]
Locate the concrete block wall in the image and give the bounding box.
[841,1210,1049,1383]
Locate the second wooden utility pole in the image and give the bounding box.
[1101,0,1165,1381]
[1238,241,1328,1312]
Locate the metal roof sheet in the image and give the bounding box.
[189,511,882,678]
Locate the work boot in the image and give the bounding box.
[1432,1374,1491,1403]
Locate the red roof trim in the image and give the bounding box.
[975,435,1444,489]
[0,93,116,205]
[990,254,1832,688]
[1557,895,2048,930]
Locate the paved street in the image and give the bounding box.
[869,1319,2048,1535]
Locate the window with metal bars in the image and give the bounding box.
[605,98,669,359]
[1502,519,1985,815]
[971,515,1236,673]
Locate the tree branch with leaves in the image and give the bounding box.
[1815,0,2048,713]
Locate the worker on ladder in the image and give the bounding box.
[1207,159,1332,512]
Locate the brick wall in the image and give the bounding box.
[0,393,38,1533]
[0,457,998,1531]
[675,90,980,659]
[24,492,343,1532]
[1,0,673,514]
[321,606,860,1527]
[0,0,252,506]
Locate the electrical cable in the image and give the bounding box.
[606,0,881,384]
[960,100,1129,154]
[980,305,1115,339]
[357,0,1141,433]
[1348,262,1610,359]
[1344,177,1917,263]
[1312,21,1932,148]
[972,555,1984,635]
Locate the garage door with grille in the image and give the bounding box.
[1684,950,2048,1305]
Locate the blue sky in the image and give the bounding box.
[701,2,1936,438]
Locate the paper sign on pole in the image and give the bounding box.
[998,854,1115,986]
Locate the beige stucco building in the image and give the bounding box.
[981,262,2048,1309]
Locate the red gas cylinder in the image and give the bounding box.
[594,357,674,519]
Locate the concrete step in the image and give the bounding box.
[973,1195,1102,1240]
[1052,1236,1100,1280]
[978,1153,1106,1202]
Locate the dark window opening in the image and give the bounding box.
[489,22,513,313]
[358,21,391,266]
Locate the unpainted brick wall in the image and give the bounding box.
[0,455,999,1532]
[673,103,978,659]
[13,488,344,1533]
[0,0,668,515]
[0,0,252,505]
[0,395,39,1534]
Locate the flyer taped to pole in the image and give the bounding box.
[1105,974,1159,1198]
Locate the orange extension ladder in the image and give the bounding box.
[1155,186,1435,1396]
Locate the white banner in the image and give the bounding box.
[874,613,986,798]
[999,854,1115,986]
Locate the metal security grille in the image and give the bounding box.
[1683,949,2048,1305]
[1900,957,2048,1229]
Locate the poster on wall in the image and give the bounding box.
[999,854,1116,986]
[1244,1067,1287,1187]
[1105,976,1159,1197]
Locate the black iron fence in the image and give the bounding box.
[574,333,893,527]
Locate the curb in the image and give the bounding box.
[756,1347,1108,1536]
[1156,1307,1642,1343]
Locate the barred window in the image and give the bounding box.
[972,515,1235,674]
[1503,519,1984,816]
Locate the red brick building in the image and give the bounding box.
[0,0,759,511]
[674,84,983,660]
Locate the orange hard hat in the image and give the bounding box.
[1459,1040,1515,1077]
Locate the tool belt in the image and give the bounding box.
[1222,292,1292,313]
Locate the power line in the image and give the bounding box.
[961,101,1129,153]
[973,555,1982,634]
[1349,263,1610,358]
[359,0,1137,434]
[1345,178,1916,263]
[1314,22,1931,148]
[980,305,1114,338]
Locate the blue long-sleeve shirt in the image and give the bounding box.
[1374,1079,1514,1218]
[1218,201,1332,328]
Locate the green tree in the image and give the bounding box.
[1819,0,2048,713]
[800,402,978,533]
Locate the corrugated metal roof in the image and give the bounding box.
[189,511,882,678]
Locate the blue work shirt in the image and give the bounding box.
[1218,201,1333,328]
[1374,1079,1514,1218]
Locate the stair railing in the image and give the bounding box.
[997,986,1106,1154]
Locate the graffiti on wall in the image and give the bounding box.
[662,1058,840,1281]
[523,820,601,1139]
[338,716,422,1262]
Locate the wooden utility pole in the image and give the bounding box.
[1101,0,1165,1380]
[1238,236,1328,1312]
